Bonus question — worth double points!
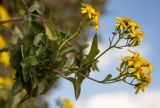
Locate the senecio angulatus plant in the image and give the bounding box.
[0,2,153,103]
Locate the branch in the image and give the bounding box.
[0,48,8,53]
[0,18,23,25]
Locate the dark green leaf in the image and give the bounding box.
[20,56,38,82]
[82,34,100,65]
[20,61,30,82]
[21,20,44,57]
[10,48,22,70]
[66,77,81,100]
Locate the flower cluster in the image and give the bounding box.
[81,3,100,31]
[118,50,153,94]
[115,17,144,45]
[0,36,10,67]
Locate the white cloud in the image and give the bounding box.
[75,90,160,108]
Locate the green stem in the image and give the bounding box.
[54,19,84,61]
[78,32,123,72]
[122,79,135,86]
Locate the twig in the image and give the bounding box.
[0,18,23,25]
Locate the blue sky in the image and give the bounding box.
[47,0,160,107]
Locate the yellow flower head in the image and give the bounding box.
[81,3,100,31]
[0,5,11,27]
[81,3,96,19]
[119,50,153,94]
[62,98,74,108]
[0,35,10,67]
[115,17,144,45]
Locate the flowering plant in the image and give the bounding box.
[0,1,153,107]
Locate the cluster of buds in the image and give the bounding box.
[117,50,153,94]
[115,17,144,46]
[81,3,100,31]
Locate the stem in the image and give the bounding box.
[0,18,23,25]
[54,19,83,61]
[78,32,122,72]
[0,48,8,53]
[122,79,135,86]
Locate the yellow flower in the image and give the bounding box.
[0,35,10,67]
[119,50,153,94]
[81,3,96,19]
[134,72,151,94]
[115,21,126,30]
[62,98,74,108]
[0,77,12,87]
[0,52,10,67]
[81,3,100,31]
[115,17,143,45]
[91,11,100,21]
[136,31,144,42]
[0,5,11,27]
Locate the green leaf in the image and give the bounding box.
[21,56,39,82]
[101,74,112,83]
[30,74,38,97]
[30,0,44,15]
[21,20,44,57]
[33,33,44,46]
[36,46,46,57]
[31,74,37,89]
[10,27,23,45]
[20,61,30,82]
[22,56,39,66]
[44,22,57,41]
[66,77,81,100]
[12,78,23,95]
[10,48,22,70]
[82,34,100,65]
